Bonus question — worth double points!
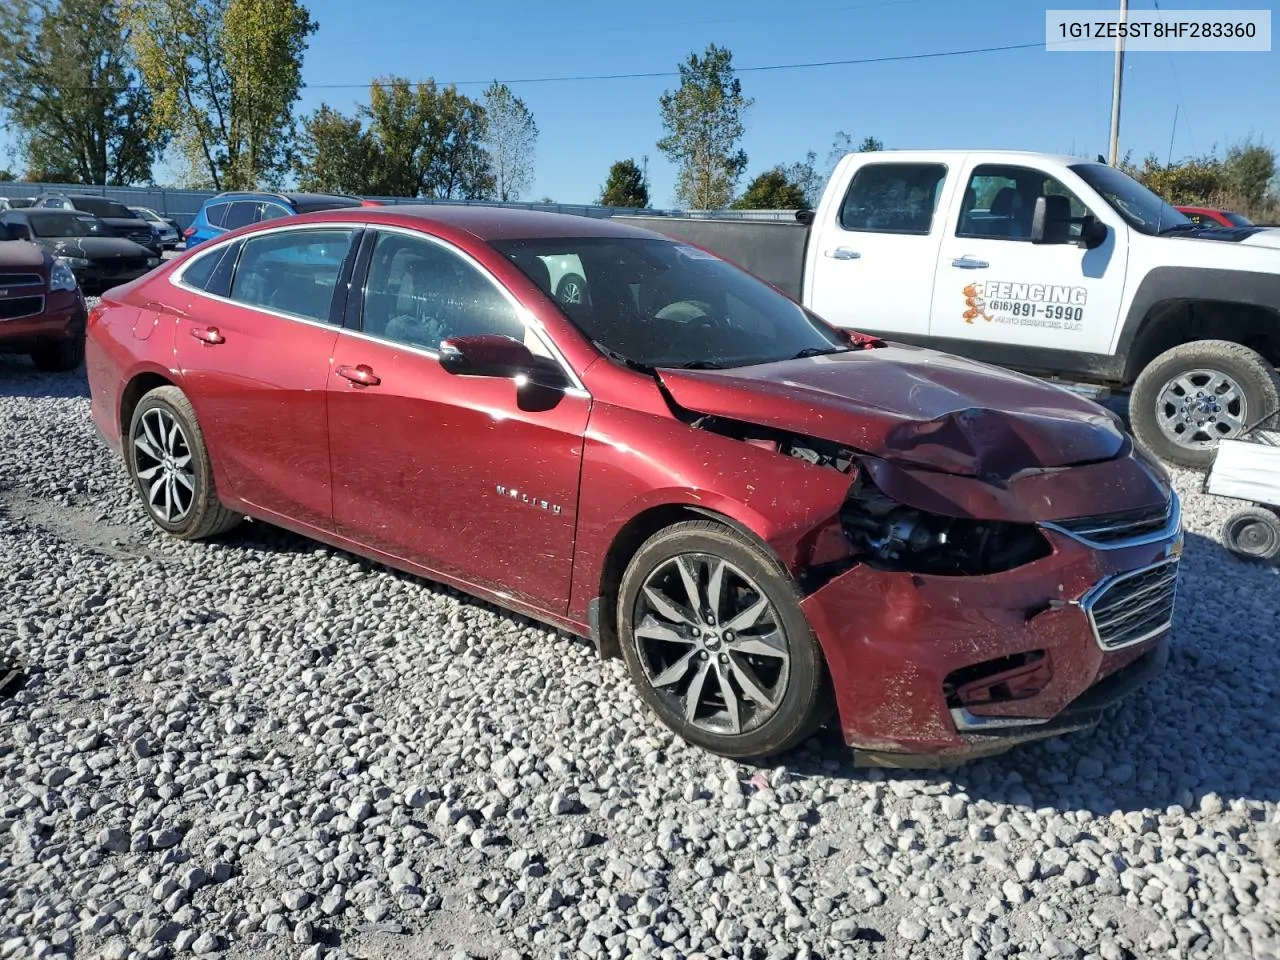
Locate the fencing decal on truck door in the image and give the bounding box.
[929,162,1124,355]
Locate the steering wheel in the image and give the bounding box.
[655,299,724,328]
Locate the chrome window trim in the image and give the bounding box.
[1041,489,1182,550]
[1074,556,1180,652]
[166,219,589,397]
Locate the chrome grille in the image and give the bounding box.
[0,273,43,289]
[0,296,45,321]
[1043,493,1178,548]
[1081,559,1179,651]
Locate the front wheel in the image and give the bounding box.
[1129,340,1280,469]
[555,273,588,306]
[1222,507,1280,563]
[126,385,243,540]
[617,520,832,760]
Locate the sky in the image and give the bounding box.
[5,0,1278,206]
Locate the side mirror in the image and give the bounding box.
[438,334,564,385]
[1030,195,1072,244]
[1078,215,1108,249]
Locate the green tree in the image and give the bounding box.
[0,169,13,182]
[125,0,316,189]
[783,150,821,208]
[0,0,163,185]
[858,135,884,152]
[482,82,537,202]
[657,44,752,209]
[732,167,808,209]
[599,158,649,207]
[1223,138,1276,210]
[293,104,376,194]
[1132,153,1225,204]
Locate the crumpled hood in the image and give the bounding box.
[657,343,1128,479]
[48,236,154,260]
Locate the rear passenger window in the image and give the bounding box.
[838,162,948,235]
[204,202,230,227]
[229,229,357,323]
[222,201,258,230]
[178,246,223,291]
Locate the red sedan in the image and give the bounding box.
[1175,205,1254,228]
[85,206,1183,764]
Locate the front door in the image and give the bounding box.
[804,159,952,338]
[327,228,589,613]
[172,225,360,529]
[929,160,1127,357]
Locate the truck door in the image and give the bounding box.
[804,159,952,338]
[928,159,1126,358]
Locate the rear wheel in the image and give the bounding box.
[1222,507,1280,563]
[617,520,832,760]
[1130,340,1280,469]
[126,385,242,540]
[30,337,84,372]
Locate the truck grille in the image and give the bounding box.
[0,296,45,321]
[1082,559,1179,650]
[0,272,43,289]
[1043,494,1177,547]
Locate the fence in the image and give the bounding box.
[0,180,801,229]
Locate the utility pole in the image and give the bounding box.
[1107,0,1129,165]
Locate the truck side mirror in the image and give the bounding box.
[1030,195,1072,244]
[1078,215,1108,249]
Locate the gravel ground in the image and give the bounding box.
[2,351,1279,960]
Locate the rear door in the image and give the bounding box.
[170,224,361,529]
[928,160,1127,356]
[804,158,953,337]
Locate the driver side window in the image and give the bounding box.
[957,164,1090,240]
[360,232,535,354]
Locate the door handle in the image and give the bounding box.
[825,246,861,260]
[951,256,989,269]
[189,326,224,344]
[336,363,381,387]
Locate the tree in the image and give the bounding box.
[858,136,884,152]
[125,0,316,189]
[657,44,752,209]
[732,167,808,209]
[0,0,163,185]
[0,169,13,182]
[599,158,649,207]
[1223,138,1276,210]
[824,131,884,181]
[783,150,821,208]
[482,82,537,202]
[293,105,377,194]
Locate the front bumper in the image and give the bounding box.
[801,492,1183,764]
[0,289,87,353]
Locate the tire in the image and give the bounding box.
[126,385,242,540]
[30,337,84,372]
[555,273,588,306]
[617,519,833,760]
[1221,507,1280,563]
[1129,340,1280,470]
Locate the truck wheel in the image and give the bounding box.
[1221,507,1280,563]
[1129,340,1280,469]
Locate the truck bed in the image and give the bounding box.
[611,215,810,301]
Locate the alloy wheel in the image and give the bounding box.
[1155,368,1248,449]
[132,407,197,523]
[632,553,791,736]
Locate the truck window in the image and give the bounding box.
[957,164,1089,241]
[838,163,947,235]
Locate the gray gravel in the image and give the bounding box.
[2,354,1279,960]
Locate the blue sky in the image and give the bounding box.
[5,0,1278,205]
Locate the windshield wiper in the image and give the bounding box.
[1158,222,1201,234]
[673,360,725,369]
[789,346,847,360]
[591,339,652,372]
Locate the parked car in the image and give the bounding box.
[6,197,38,209]
[85,205,1183,765]
[616,150,1280,469]
[1176,205,1254,228]
[183,191,364,247]
[128,206,181,249]
[34,194,161,255]
[0,220,89,370]
[0,210,161,294]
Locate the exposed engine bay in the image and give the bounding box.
[691,415,1053,578]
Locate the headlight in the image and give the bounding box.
[49,259,81,291]
[146,257,161,267]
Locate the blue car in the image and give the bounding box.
[183,191,365,248]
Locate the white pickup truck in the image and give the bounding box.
[614,150,1280,469]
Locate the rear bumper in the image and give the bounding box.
[0,290,87,352]
[800,499,1183,764]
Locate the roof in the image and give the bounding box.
[209,190,362,205]
[310,204,665,242]
[841,149,1088,166]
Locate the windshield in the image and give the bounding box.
[73,197,136,219]
[1069,162,1193,235]
[132,207,163,222]
[491,237,847,368]
[28,213,109,238]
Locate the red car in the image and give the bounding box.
[84,207,1183,764]
[1176,205,1254,229]
[1,222,89,370]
